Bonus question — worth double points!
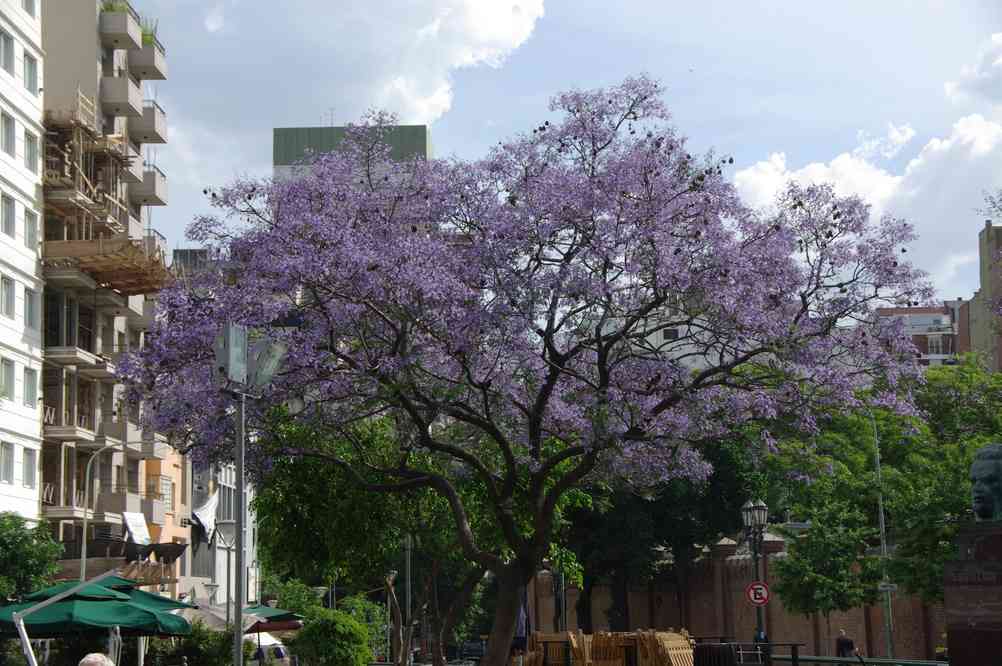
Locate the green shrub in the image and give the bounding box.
[337,595,387,658]
[147,619,254,665]
[101,2,132,12]
[289,607,372,666]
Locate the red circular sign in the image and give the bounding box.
[745,581,770,606]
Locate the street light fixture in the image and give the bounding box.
[742,499,769,645]
[216,519,236,626]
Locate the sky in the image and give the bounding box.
[140,0,1002,301]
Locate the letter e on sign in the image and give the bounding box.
[746,581,770,606]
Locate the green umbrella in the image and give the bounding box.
[93,576,196,612]
[242,604,302,623]
[0,581,191,638]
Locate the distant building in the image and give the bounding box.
[272,124,432,178]
[876,305,961,366]
[966,221,1002,370]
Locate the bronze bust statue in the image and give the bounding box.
[971,443,1002,522]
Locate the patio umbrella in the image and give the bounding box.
[96,576,196,613]
[172,604,264,633]
[242,604,303,634]
[0,581,192,638]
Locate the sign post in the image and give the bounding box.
[746,581,770,607]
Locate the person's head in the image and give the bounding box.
[79,654,114,666]
[971,444,1002,521]
[839,629,846,637]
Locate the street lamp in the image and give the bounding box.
[79,440,125,581]
[216,519,236,626]
[742,498,769,644]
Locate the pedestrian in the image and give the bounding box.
[835,629,858,658]
[79,654,114,666]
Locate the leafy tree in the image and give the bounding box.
[289,607,372,666]
[0,512,62,600]
[773,482,881,655]
[123,76,928,666]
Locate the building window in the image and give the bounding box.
[22,0,36,18]
[1,276,13,318]
[1,359,12,401]
[23,131,38,173]
[0,442,12,483]
[24,288,37,329]
[24,210,36,249]
[1,113,13,156]
[928,336,943,356]
[0,31,12,75]
[1,195,13,237]
[23,54,37,95]
[23,367,36,406]
[662,328,679,341]
[22,448,35,488]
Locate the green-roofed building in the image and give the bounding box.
[273,125,433,178]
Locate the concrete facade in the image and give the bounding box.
[38,0,178,587]
[0,0,45,522]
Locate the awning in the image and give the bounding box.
[191,490,219,542]
[122,512,152,546]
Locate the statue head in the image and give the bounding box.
[971,443,1002,521]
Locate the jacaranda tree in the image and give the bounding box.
[121,76,930,666]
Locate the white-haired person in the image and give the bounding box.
[78,653,114,666]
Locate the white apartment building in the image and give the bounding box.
[0,0,44,522]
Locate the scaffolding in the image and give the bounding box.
[43,88,170,297]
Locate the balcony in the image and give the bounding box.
[99,3,142,51]
[123,142,143,184]
[42,404,96,443]
[131,166,167,206]
[128,38,167,80]
[42,236,171,296]
[128,101,167,144]
[39,483,124,525]
[44,346,101,367]
[99,485,142,515]
[140,430,169,460]
[101,75,143,118]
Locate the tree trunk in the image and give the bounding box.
[386,575,405,666]
[435,566,485,666]
[825,613,832,657]
[481,566,525,666]
[577,574,594,634]
[609,570,630,631]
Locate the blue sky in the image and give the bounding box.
[142,0,1002,300]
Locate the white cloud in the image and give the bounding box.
[368,1,546,123]
[204,4,224,33]
[945,32,1002,104]
[853,122,917,160]
[734,114,1002,299]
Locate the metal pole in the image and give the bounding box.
[234,391,246,666]
[753,533,764,640]
[80,441,121,581]
[226,542,232,626]
[869,409,894,658]
[405,534,412,666]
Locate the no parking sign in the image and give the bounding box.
[745,581,770,606]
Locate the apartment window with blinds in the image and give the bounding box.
[23,367,36,407]
[24,131,37,173]
[22,0,36,18]
[0,31,12,75]
[24,288,37,329]
[1,113,13,156]
[22,448,35,488]
[24,210,36,249]
[1,359,12,402]
[1,195,13,237]
[0,442,12,483]
[1,277,13,318]
[23,54,37,95]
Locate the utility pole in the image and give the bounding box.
[869,409,895,658]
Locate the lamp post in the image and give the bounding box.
[742,498,769,644]
[79,440,124,581]
[217,519,236,626]
[867,408,895,658]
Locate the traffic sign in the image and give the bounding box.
[746,581,770,606]
[877,581,898,592]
